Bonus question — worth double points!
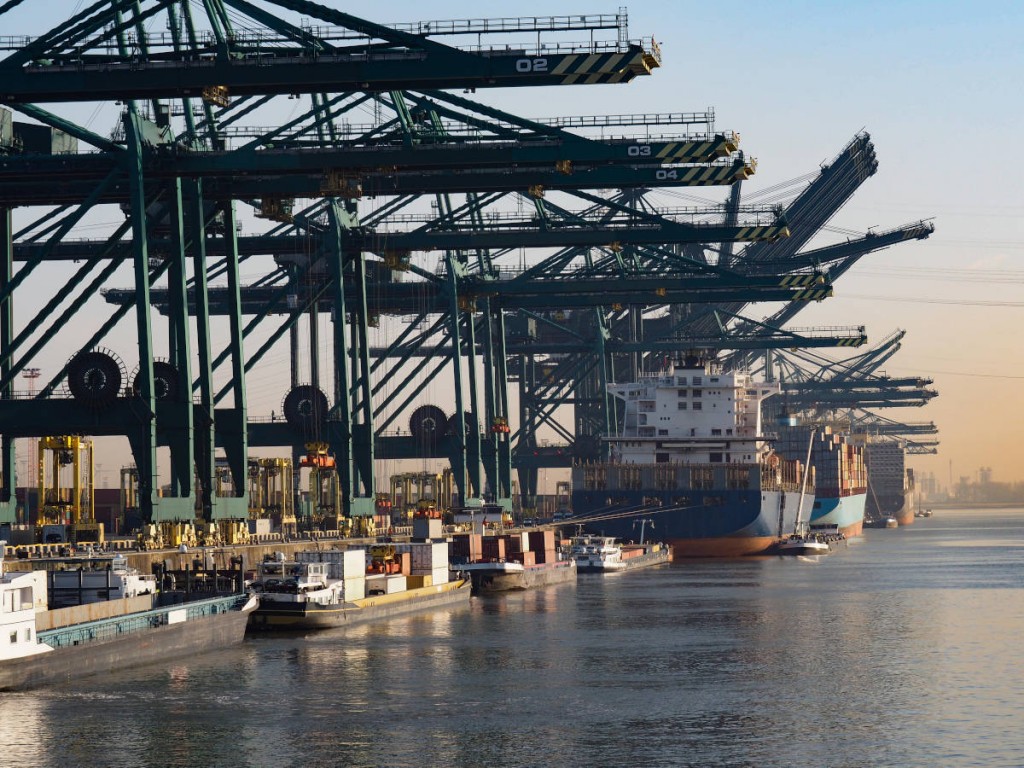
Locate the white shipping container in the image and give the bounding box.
[344,577,366,602]
[385,575,407,594]
[365,574,387,596]
[343,549,366,579]
[431,541,449,569]
[431,566,449,585]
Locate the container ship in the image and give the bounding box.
[774,424,867,537]
[571,361,812,557]
[864,439,916,526]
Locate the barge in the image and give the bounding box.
[247,545,471,630]
[570,535,671,573]
[0,547,255,691]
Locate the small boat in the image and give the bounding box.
[775,533,831,557]
[775,434,830,557]
[885,517,899,528]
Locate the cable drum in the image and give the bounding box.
[446,411,477,437]
[131,361,180,401]
[66,349,123,408]
[283,385,329,429]
[409,404,447,446]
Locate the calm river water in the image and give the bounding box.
[2,507,1024,767]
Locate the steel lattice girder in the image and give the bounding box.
[0,3,661,102]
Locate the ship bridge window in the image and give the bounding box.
[678,402,687,410]
[677,389,687,397]
[658,429,668,436]
[692,402,702,411]
[727,429,733,435]
[656,452,670,463]
[709,452,723,463]
[692,389,701,397]
[677,377,687,384]
[710,377,719,383]
[9,631,16,644]
[693,377,702,384]
[711,429,722,436]
[746,389,757,396]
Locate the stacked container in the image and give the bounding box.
[395,541,450,585]
[481,537,507,562]
[449,533,483,563]
[528,530,557,564]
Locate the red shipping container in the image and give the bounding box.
[509,550,536,567]
[502,533,527,553]
[534,548,558,564]
[481,537,506,561]
[528,530,556,552]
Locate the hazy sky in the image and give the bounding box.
[3,1,1022,490]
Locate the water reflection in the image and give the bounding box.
[8,509,1024,767]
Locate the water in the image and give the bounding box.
[3,508,1024,768]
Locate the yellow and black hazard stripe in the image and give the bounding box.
[552,51,649,84]
[735,224,790,241]
[791,287,834,301]
[654,140,733,164]
[779,274,821,288]
[835,337,867,347]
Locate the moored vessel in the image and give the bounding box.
[571,360,813,557]
[450,528,577,593]
[569,535,671,573]
[774,424,867,537]
[247,544,471,630]
[0,546,255,691]
[864,439,916,525]
[775,533,832,557]
[459,559,576,594]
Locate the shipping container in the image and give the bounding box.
[508,550,536,567]
[344,577,366,602]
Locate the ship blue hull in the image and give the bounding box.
[572,487,810,557]
[809,492,866,536]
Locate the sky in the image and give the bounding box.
[2,1,1023,491]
